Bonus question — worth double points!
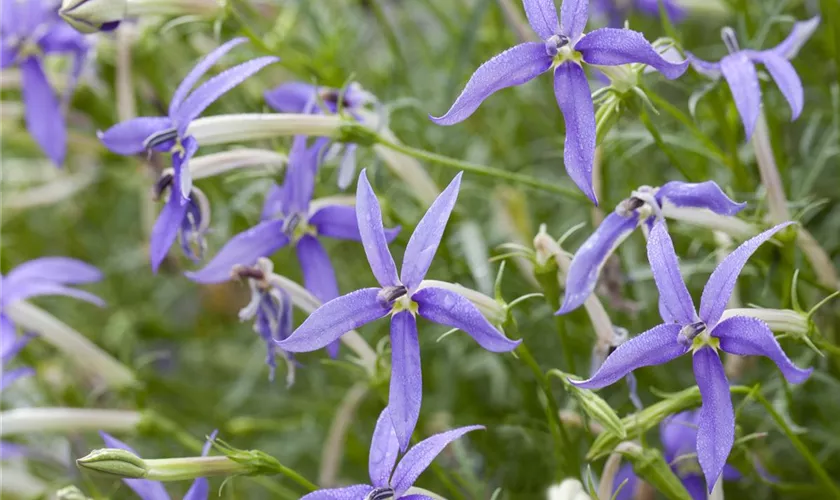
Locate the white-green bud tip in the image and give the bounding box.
[59,0,126,34]
[76,448,148,478]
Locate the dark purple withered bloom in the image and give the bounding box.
[557,181,745,314]
[301,407,482,499]
[572,220,811,490]
[592,0,684,27]
[1,0,89,166]
[99,37,277,201]
[264,81,375,189]
[430,0,688,203]
[278,169,520,450]
[613,410,740,500]
[100,431,217,500]
[689,17,819,139]
[148,172,211,272]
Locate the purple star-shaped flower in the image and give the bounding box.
[689,17,820,139]
[301,407,482,500]
[572,220,811,490]
[592,0,684,27]
[99,431,217,500]
[99,37,278,201]
[558,180,745,314]
[265,81,375,189]
[277,169,520,450]
[148,173,211,272]
[613,410,740,500]
[430,0,688,203]
[1,0,89,166]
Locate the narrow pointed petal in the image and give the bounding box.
[389,311,423,451]
[1,281,104,308]
[560,0,589,40]
[430,43,552,125]
[99,116,172,155]
[570,323,685,389]
[719,53,761,139]
[660,410,699,462]
[648,221,697,325]
[369,407,400,487]
[20,58,65,166]
[558,211,640,314]
[692,347,734,492]
[401,173,462,290]
[391,426,484,496]
[300,486,375,500]
[296,236,339,304]
[523,0,560,39]
[175,56,279,136]
[4,257,102,288]
[401,496,436,500]
[656,181,745,216]
[681,475,708,500]
[150,194,190,272]
[264,82,318,113]
[554,62,597,203]
[185,220,290,284]
[261,183,285,221]
[612,464,640,500]
[183,478,208,500]
[310,204,401,242]
[98,433,170,500]
[753,52,803,120]
[699,222,793,326]
[170,38,248,116]
[0,315,17,352]
[277,288,390,352]
[413,287,520,352]
[356,170,400,287]
[337,143,358,190]
[713,316,812,384]
[576,28,688,79]
[175,136,199,201]
[688,53,722,79]
[771,16,820,60]
[0,367,35,391]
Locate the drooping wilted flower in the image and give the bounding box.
[99,38,277,201]
[592,0,684,27]
[571,221,811,490]
[1,0,89,166]
[557,181,745,314]
[430,0,688,203]
[148,172,211,272]
[689,17,820,139]
[300,407,482,499]
[278,170,520,450]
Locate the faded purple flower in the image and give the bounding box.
[592,0,684,27]
[99,431,217,500]
[689,17,820,139]
[572,220,811,490]
[277,169,520,450]
[99,38,277,202]
[1,0,89,166]
[557,181,745,314]
[300,407,482,500]
[148,172,211,272]
[430,0,688,203]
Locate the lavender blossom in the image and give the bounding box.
[0,0,89,166]
[689,17,820,139]
[430,0,688,203]
[592,0,684,27]
[99,431,216,500]
[571,220,811,490]
[301,407,482,499]
[557,181,745,314]
[148,172,211,272]
[277,170,520,450]
[99,38,277,202]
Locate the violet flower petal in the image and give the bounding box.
[570,323,685,389]
[429,43,552,125]
[296,235,339,304]
[389,310,423,451]
[368,407,400,488]
[391,425,484,497]
[278,288,390,352]
[185,220,290,284]
[282,135,318,214]
[648,221,697,325]
[4,257,102,287]
[174,56,279,136]
[688,54,722,79]
[1,281,104,308]
[20,57,65,166]
[356,170,400,288]
[0,315,16,351]
[299,485,375,500]
[681,475,707,500]
[557,211,640,314]
[752,52,803,120]
[0,44,18,69]
[560,0,589,41]
[699,222,793,327]
[719,53,761,139]
[722,464,741,481]
[1,367,36,391]
[655,181,745,216]
[99,117,173,155]
[175,136,199,201]
[692,346,733,492]
[523,0,560,39]
[261,184,285,221]
[1,332,35,363]
[401,173,462,291]
[150,194,190,273]
[264,82,318,113]
[770,16,820,60]
[337,143,358,190]
[182,478,208,500]
[713,316,812,384]
[660,410,699,462]
[554,61,597,204]
[401,496,436,500]
[99,432,170,500]
[612,463,639,500]
[169,38,247,116]
[576,28,688,79]
[311,204,401,243]
[413,287,521,352]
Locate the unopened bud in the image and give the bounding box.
[76,448,148,478]
[56,485,93,500]
[418,280,506,324]
[720,308,809,336]
[557,371,625,439]
[615,442,692,500]
[60,0,125,33]
[546,478,591,500]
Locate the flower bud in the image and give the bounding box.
[76,448,148,478]
[60,0,126,33]
[418,279,507,325]
[56,486,93,500]
[187,114,343,146]
[0,408,141,437]
[614,442,691,500]
[720,308,809,336]
[557,372,626,439]
[546,478,592,500]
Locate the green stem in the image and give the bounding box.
[535,266,577,374]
